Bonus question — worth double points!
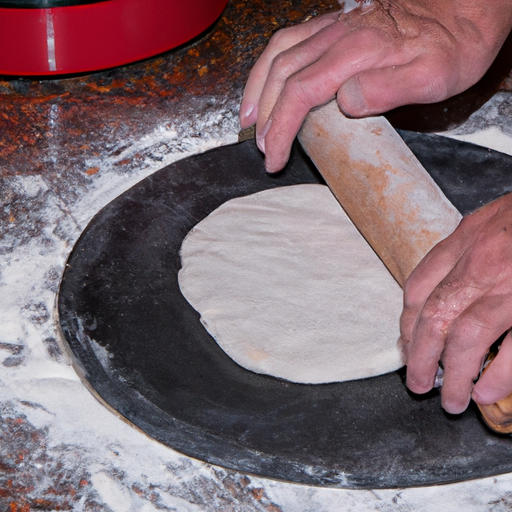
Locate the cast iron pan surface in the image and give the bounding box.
[58,135,512,488]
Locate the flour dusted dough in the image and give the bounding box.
[178,184,403,384]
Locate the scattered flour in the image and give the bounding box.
[439,92,512,157]
[2,90,512,510]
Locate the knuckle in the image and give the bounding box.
[403,280,425,310]
[281,75,317,109]
[416,57,458,103]
[403,54,457,104]
[418,312,448,340]
[268,26,297,49]
[415,69,450,103]
[416,297,456,337]
[421,77,450,103]
[445,327,478,354]
[271,50,301,79]
[399,315,413,343]
[456,309,491,335]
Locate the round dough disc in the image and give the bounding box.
[178,184,403,384]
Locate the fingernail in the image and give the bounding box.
[240,102,257,128]
[443,393,471,415]
[256,118,272,153]
[338,77,368,116]
[406,375,433,394]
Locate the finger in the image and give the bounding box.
[254,17,355,148]
[260,27,394,172]
[405,310,450,395]
[473,330,512,405]
[404,196,512,399]
[336,54,458,118]
[240,12,340,129]
[400,222,467,353]
[405,275,487,395]
[440,295,512,413]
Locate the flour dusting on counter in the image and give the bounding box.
[2,82,512,510]
[439,92,512,156]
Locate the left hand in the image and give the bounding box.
[400,192,512,414]
[240,0,512,173]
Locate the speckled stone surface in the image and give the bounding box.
[1,0,512,510]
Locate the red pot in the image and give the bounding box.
[0,0,228,75]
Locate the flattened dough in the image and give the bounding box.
[178,184,403,384]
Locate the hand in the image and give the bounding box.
[240,0,512,172]
[400,193,512,414]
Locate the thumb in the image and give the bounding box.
[337,57,454,117]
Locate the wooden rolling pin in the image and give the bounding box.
[298,100,512,433]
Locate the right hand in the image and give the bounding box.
[400,193,512,415]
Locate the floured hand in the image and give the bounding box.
[240,0,512,172]
[400,192,512,414]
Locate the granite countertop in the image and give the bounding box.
[2,0,512,510]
